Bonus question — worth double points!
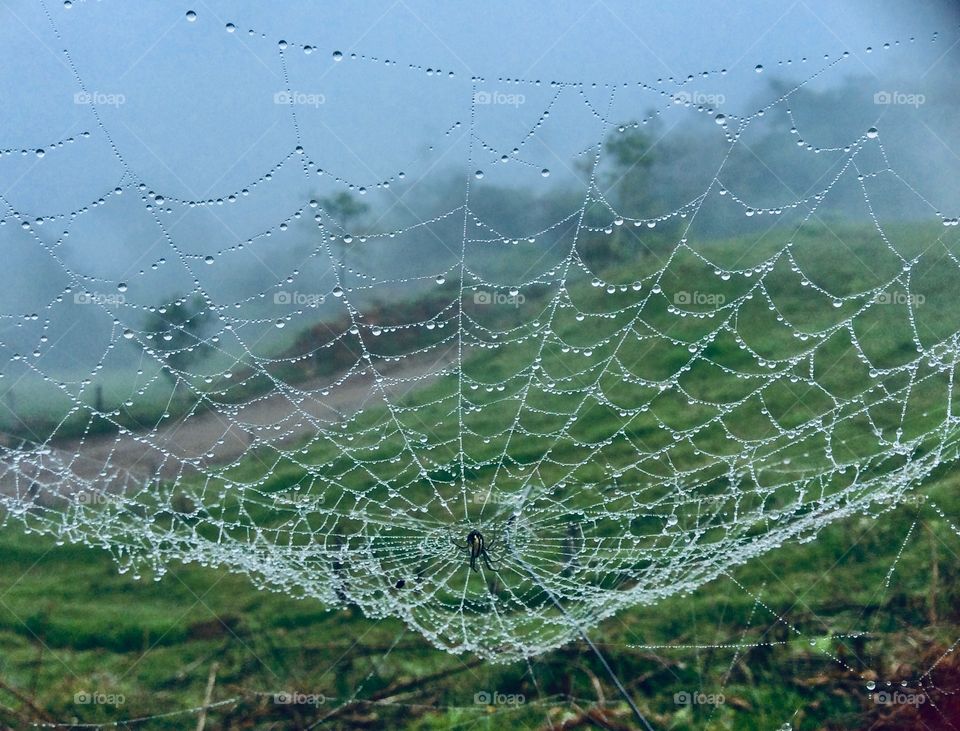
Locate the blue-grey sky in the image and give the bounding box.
[1,0,956,204]
[0,0,957,383]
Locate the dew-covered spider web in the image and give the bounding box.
[1,2,960,664]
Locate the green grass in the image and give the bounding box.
[0,468,957,728]
[2,220,960,728]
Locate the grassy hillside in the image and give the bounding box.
[0,468,957,728]
[1,222,960,728]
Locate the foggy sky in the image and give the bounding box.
[0,0,958,386]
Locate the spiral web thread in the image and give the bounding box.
[1,6,959,664]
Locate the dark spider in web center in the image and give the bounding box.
[451,529,500,572]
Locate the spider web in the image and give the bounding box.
[1,3,959,663]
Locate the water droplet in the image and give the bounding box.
[278,39,288,50]
[541,168,550,177]
[474,170,484,179]
[332,50,343,61]
[185,10,197,21]
[755,64,764,73]
[117,283,127,293]
[225,22,235,32]
[204,255,215,265]
[866,127,879,139]
[435,275,445,284]
[122,329,134,339]
[275,320,285,328]
[866,680,876,690]
[35,149,45,158]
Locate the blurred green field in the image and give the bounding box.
[0,466,957,728]
[2,221,960,728]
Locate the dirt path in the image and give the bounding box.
[2,348,456,493]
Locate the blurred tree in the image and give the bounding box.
[320,192,370,286]
[143,295,212,385]
[321,191,370,229]
[579,121,663,267]
[602,121,657,213]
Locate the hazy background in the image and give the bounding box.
[0,0,958,417]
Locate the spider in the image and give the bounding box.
[452,529,499,572]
